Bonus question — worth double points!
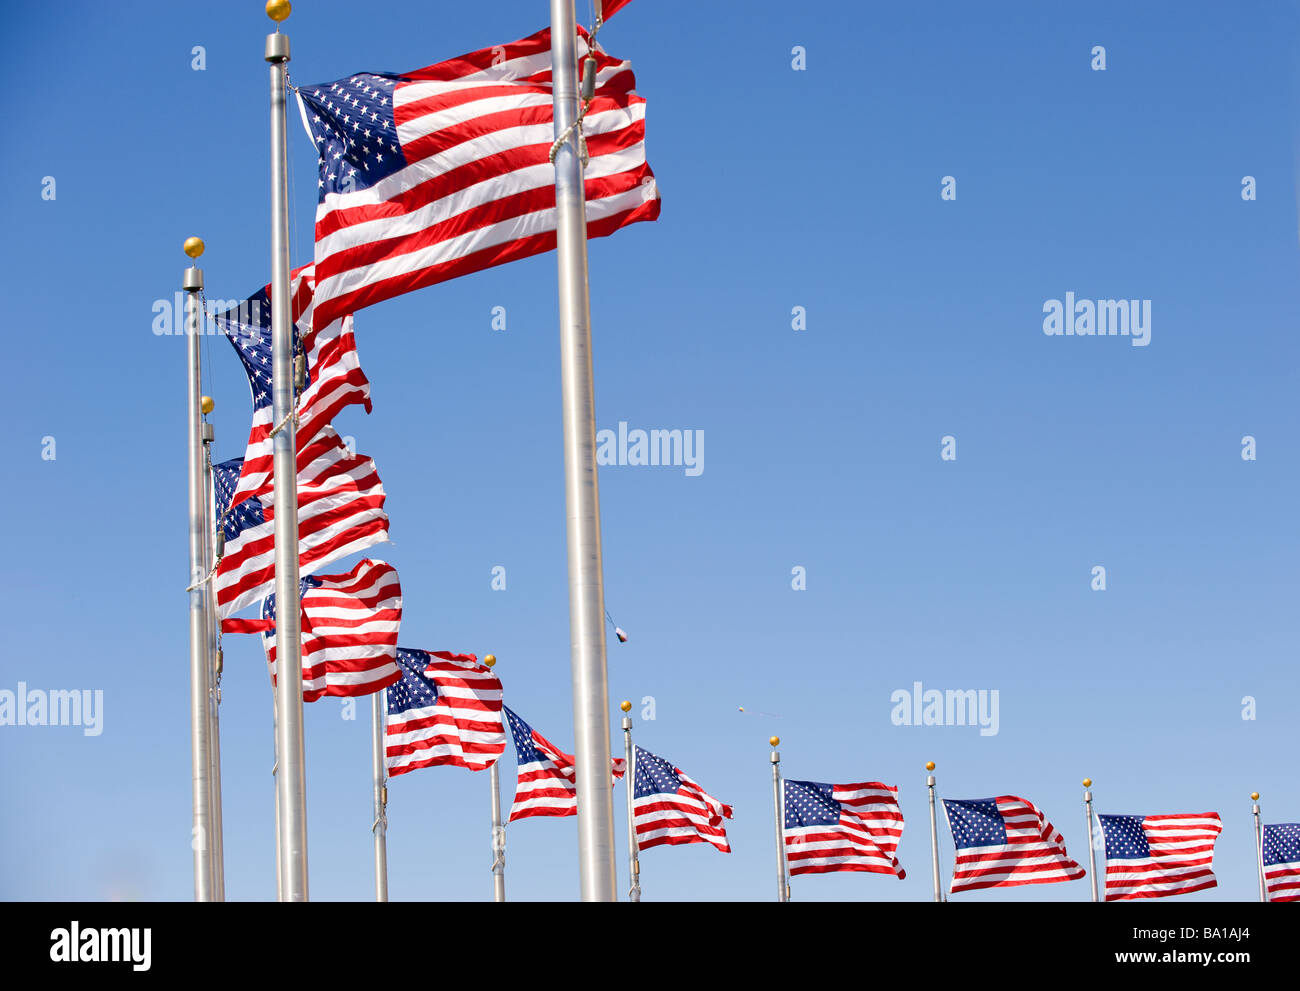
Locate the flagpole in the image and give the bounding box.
[549,0,617,901]
[371,688,389,902]
[270,679,282,900]
[620,700,639,901]
[1252,791,1267,902]
[770,736,788,902]
[1083,777,1099,903]
[926,761,942,902]
[484,655,505,903]
[184,235,215,902]
[202,409,226,901]
[266,1,308,901]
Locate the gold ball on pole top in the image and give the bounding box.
[619,700,631,713]
[201,396,215,415]
[769,736,780,747]
[483,654,496,668]
[1082,777,1092,788]
[266,0,291,22]
[183,236,205,259]
[925,761,935,772]
[1251,792,1260,801]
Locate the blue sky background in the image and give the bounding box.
[1,0,1298,902]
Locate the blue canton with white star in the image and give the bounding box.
[1099,815,1151,860]
[299,75,408,198]
[503,706,544,765]
[784,779,839,828]
[386,648,437,716]
[211,288,307,411]
[945,798,1009,849]
[1262,823,1300,866]
[214,457,263,540]
[633,746,683,799]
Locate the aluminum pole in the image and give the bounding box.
[1083,779,1099,902]
[926,762,942,902]
[266,24,308,902]
[1252,793,1268,902]
[271,679,282,901]
[549,0,615,901]
[184,247,214,902]
[620,705,640,901]
[372,689,389,902]
[771,739,788,902]
[489,761,506,902]
[203,424,225,902]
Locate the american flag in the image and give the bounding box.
[944,796,1085,894]
[632,746,732,853]
[783,780,906,879]
[502,706,625,821]
[1262,822,1300,902]
[1099,812,1223,901]
[211,264,371,514]
[213,425,390,616]
[386,650,506,775]
[297,24,659,328]
[259,558,401,701]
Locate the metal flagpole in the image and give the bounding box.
[619,701,639,901]
[184,236,215,902]
[549,0,616,901]
[1252,792,1268,902]
[271,680,282,900]
[371,689,389,902]
[266,1,308,901]
[926,761,942,902]
[484,655,505,902]
[202,408,226,900]
[1083,777,1099,903]
[770,736,788,902]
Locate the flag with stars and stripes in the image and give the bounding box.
[502,706,626,821]
[632,746,732,853]
[944,795,1085,894]
[783,780,906,879]
[213,424,390,616]
[1262,822,1300,902]
[385,650,506,775]
[297,23,660,328]
[1098,812,1222,901]
[258,558,401,701]
[211,263,371,515]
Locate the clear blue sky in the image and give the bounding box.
[1,0,1297,902]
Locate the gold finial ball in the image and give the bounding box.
[769,736,780,747]
[925,761,935,772]
[1082,777,1092,788]
[483,654,496,668]
[1251,792,1260,801]
[201,396,215,415]
[619,700,631,712]
[183,236,205,259]
[266,0,291,22]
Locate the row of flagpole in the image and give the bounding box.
[184,0,618,901]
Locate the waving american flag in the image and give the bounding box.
[260,558,401,702]
[944,795,1085,894]
[1099,812,1222,900]
[783,779,906,879]
[632,746,732,853]
[386,650,506,775]
[502,706,625,821]
[297,23,659,327]
[1262,822,1300,902]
